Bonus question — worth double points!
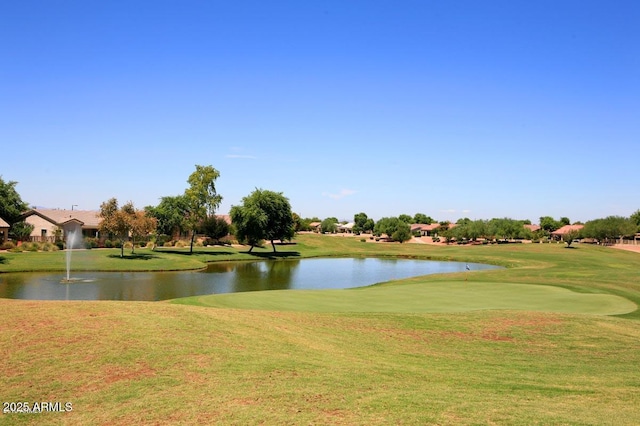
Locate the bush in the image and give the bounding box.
[42,242,58,252]
[105,240,114,248]
[1,241,16,250]
[360,238,367,242]
[85,238,98,249]
[155,234,171,247]
[25,242,40,252]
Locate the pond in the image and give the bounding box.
[0,258,502,301]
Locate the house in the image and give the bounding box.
[410,223,441,236]
[21,209,101,243]
[0,217,9,244]
[524,224,541,233]
[338,222,355,233]
[308,222,322,232]
[551,224,584,240]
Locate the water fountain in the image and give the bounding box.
[61,229,79,283]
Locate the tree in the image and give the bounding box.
[631,209,640,232]
[374,217,410,242]
[200,215,230,243]
[413,213,433,224]
[10,221,34,242]
[353,212,369,234]
[320,217,338,234]
[0,177,29,224]
[129,210,157,252]
[184,165,222,253]
[230,189,294,253]
[363,218,375,233]
[145,195,190,238]
[582,216,637,245]
[539,216,560,234]
[559,217,571,226]
[99,198,134,258]
[562,229,580,247]
[488,218,528,240]
[392,223,412,243]
[398,214,413,224]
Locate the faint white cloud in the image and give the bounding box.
[322,189,357,200]
[462,209,472,213]
[440,209,456,213]
[225,154,257,159]
[226,147,257,159]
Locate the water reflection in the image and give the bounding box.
[0,258,501,301]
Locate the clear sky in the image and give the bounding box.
[2,1,638,223]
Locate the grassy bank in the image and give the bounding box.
[1,234,640,424]
[1,301,639,425]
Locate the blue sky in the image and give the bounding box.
[2,1,638,223]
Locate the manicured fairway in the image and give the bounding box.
[174,280,637,315]
[1,234,640,425]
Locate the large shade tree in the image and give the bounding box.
[0,177,31,240]
[145,195,190,239]
[184,165,222,253]
[0,177,29,224]
[582,216,637,244]
[374,217,412,243]
[230,189,294,253]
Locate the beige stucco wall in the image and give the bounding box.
[25,215,59,239]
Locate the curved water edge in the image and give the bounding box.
[0,257,502,301]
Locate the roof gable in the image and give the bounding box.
[23,209,101,228]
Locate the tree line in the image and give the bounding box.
[1,172,639,251]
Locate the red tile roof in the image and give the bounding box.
[551,224,584,235]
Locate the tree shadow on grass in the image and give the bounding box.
[243,251,301,259]
[153,249,236,257]
[107,253,160,260]
[0,255,7,264]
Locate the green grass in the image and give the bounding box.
[175,280,636,315]
[1,234,640,425]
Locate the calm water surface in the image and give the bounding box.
[0,258,501,301]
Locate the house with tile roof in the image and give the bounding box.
[524,224,541,233]
[410,223,441,236]
[550,224,584,240]
[21,209,101,243]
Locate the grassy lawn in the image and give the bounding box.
[1,234,640,425]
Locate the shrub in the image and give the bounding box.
[25,242,40,252]
[105,240,114,248]
[155,234,171,247]
[85,238,98,249]
[42,242,58,252]
[1,241,16,250]
[360,238,367,242]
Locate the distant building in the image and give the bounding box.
[21,209,101,242]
